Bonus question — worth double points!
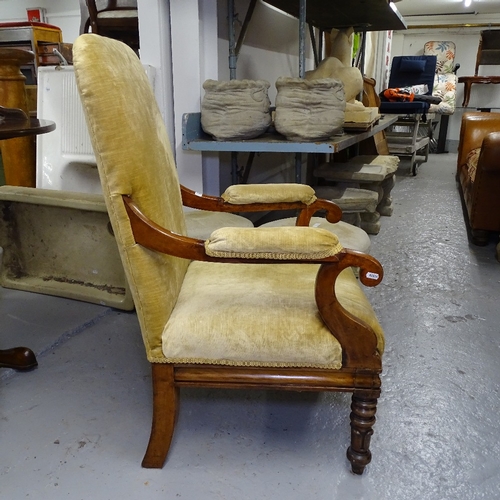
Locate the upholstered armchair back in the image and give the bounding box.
[74,34,189,360]
[423,42,458,115]
[423,41,457,74]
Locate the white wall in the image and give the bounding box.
[0,0,80,42]
[0,0,327,195]
[214,0,314,191]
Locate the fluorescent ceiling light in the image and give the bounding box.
[464,0,472,7]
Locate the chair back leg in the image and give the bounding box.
[142,364,179,468]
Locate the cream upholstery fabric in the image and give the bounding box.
[74,34,384,368]
[205,226,343,260]
[74,35,189,360]
[222,183,317,205]
[163,265,383,368]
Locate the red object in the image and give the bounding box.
[26,8,45,23]
[0,21,59,30]
[383,88,415,102]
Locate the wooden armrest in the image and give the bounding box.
[316,256,383,370]
[123,195,367,265]
[180,185,342,225]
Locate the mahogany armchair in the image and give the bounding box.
[73,34,386,474]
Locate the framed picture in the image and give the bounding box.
[26,8,47,23]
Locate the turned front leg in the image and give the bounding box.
[346,393,378,475]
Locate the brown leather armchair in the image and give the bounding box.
[457,112,500,246]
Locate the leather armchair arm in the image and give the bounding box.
[458,112,500,171]
[477,131,500,173]
[180,184,342,225]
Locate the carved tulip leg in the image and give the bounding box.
[346,392,378,475]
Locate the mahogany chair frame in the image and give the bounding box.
[122,193,384,475]
[73,32,385,475]
[458,30,500,107]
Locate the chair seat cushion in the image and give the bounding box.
[161,263,384,369]
[379,101,430,115]
[97,10,138,19]
[429,74,457,115]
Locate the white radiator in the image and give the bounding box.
[36,64,155,193]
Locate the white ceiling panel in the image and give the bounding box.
[395,0,500,18]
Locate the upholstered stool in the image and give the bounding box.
[184,210,253,240]
[260,216,371,254]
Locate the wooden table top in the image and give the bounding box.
[0,106,55,140]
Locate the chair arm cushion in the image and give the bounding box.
[205,226,343,260]
[221,183,317,205]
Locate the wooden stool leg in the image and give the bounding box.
[0,136,36,186]
[0,49,36,187]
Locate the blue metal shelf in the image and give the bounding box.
[182,112,399,154]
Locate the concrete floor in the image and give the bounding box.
[1,153,499,499]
